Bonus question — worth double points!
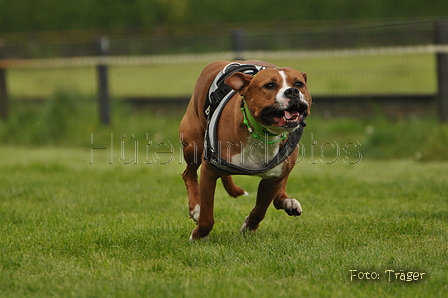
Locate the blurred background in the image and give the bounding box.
[0,0,447,160]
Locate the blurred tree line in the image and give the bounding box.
[0,0,447,33]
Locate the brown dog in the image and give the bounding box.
[179,60,311,240]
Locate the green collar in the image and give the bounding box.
[240,99,287,144]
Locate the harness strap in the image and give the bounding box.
[207,125,304,175]
[204,63,266,118]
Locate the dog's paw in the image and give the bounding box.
[283,198,302,216]
[189,231,208,242]
[240,216,259,234]
[240,216,250,234]
[189,204,200,223]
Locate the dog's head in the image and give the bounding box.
[225,67,311,135]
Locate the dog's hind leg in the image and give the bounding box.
[179,126,204,223]
[190,162,219,240]
[182,163,201,222]
[221,176,248,198]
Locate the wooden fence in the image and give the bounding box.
[1,22,448,123]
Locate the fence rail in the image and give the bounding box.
[2,44,448,69]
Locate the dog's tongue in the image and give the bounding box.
[284,109,299,121]
[272,109,301,126]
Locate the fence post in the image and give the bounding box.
[96,37,111,125]
[435,20,448,122]
[0,40,8,121]
[231,29,246,60]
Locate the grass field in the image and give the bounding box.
[0,58,447,296]
[0,145,447,297]
[6,52,437,98]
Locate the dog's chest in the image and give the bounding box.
[230,136,284,178]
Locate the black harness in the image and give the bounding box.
[203,62,305,175]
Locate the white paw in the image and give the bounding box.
[240,216,249,234]
[283,198,302,216]
[189,204,200,222]
[189,231,208,242]
[244,191,249,196]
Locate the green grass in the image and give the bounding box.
[6,53,436,98]
[269,53,436,95]
[0,90,447,296]
[0,146,447,297]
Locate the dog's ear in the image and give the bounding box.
[225,72,253,93]
[301,72,307,83]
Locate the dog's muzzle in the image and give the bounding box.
[260,88,309,129]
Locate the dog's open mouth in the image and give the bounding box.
[260,103,308,129]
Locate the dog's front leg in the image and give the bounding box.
[190,163,218,241]
[241,178,284,233]
[272,175,302,216]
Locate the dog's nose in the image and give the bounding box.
[284,87,300,100]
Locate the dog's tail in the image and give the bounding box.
[221,176,248,198]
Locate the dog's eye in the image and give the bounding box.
[295,81,304,88]
[264,82,277,90]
